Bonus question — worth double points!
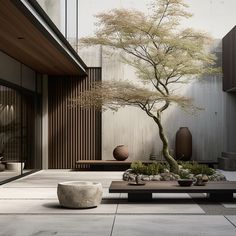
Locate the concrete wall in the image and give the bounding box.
[100,42,228,162]
[40,0,236,161]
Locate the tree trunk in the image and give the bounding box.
[153,116,179,173]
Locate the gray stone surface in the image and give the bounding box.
[117,202,205,214]
[57,181,103,208]
[226,216,236,226]
[0,187,57,199]
[1,170,236,235]
[222,203,236,209]
[112,215,236,236]
[0,199,117,214]
[4,170,123,188]
[0,215,113,236]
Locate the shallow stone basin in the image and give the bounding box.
[57,181,103,209]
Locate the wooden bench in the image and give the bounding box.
[109,181,236,202]
[76,160,218,171]
[76,160,155,171]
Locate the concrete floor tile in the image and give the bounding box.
[222,203,236,208]
[3,170,122,188]
[0,200,117,214]
[117,202,205,214]
[0,187,120,200]
[112,215,236,236]
[0,188,57,199]
[225,216,236,225]
[0,215,113,236]
[218,170,236,181]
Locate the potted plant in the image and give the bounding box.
[194,174,209,186]
[178,169,193,187]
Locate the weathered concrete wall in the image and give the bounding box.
[77,0,236,161]
[101,42,227,161]
[38,0,236,161]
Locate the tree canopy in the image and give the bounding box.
[72,0,218,173]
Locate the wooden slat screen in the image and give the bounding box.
[48,68,102,169]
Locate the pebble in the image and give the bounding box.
[123,169,227,182]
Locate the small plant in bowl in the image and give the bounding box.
[194,174,209,186]
[178,169,193,187]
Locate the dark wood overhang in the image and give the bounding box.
[0,0,87,76]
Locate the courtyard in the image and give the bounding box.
[1,0,236,235]
[0,170,235,236]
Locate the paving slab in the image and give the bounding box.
[0,200,117,214]
[3,170,122,188]
[0,187,120,200]
[225,216,236,226]
[0,215,113,236]
[222,203,236,208]
[0,188,57,199]
[112,215,236,236]
[117,202,204,214]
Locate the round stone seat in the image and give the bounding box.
[57,181,103,209]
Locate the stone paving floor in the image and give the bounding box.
[0,170,235,236]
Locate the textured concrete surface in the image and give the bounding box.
[112,215,236,236]
[0,215,114,236]
[117,202,205,214]
[0,170,236,236]
[222,203,236,209]
[226,216,236,226]
[0,199,117,214]
[57,181,103,208]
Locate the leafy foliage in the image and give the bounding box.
[179,161,215,176]
[73,0,218,173]
[178,169,191,179]
[131,161,168,175]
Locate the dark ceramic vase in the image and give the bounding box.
[175,127,192,161]
[113,145,129,161]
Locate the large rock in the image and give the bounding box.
[57,181,103,209]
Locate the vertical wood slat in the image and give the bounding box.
[48,68,102,169]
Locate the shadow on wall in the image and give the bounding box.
[155,40,226,161]
[102,39,233,162]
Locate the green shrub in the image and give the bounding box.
[145,162,159,175]
[179,161,215,176]
[130,161,167,175]
[131,161,145,174]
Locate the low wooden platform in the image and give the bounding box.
[76,160,218,171]
[76,160,154,171]
[109,181,236,202]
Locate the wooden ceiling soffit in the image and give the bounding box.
[0,0,87,76]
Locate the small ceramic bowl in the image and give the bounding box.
[178,179,193,187]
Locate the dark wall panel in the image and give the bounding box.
[223,26,236,92]
[48,68,102,169]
